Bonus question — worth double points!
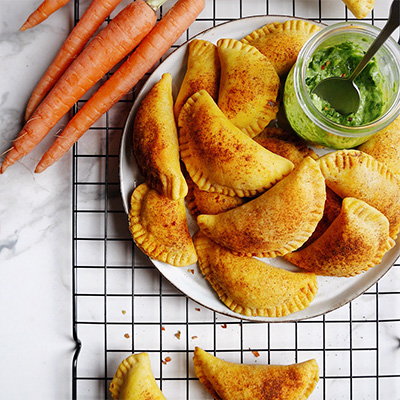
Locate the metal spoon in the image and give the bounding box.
[312,0,400,116]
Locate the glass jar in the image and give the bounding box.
[283,22,400,149]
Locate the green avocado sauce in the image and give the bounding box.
[305,41,384,126]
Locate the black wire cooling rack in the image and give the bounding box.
[71,1,400,399]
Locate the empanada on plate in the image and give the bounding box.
[193,347,319,400]
[194,231,318,317]
[133,73,187,200]
[128,183,197,267]
[342,0,375,19]
[185,175,246,218]
[110,353,166,400]
[253,126,318,167]
[217,38,280,137]
[358,116,400,177]
[317,150,400,239]
[241,19,321,76]
[174,39,220,121]
[197,157,326,258]
[285,197,395,277]
[178,90,294,198]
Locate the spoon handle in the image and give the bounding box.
[349,0,400,81]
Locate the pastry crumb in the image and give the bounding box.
[191,335,198,340]
[221,324,227,329]
[175,330,181,340]
[124,333,130,339]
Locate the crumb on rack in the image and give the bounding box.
[175,330,181,340]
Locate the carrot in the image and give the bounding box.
[24,0,126,121]
[20,0,71,31]
[35,0,205,173]
[0,0,157,174]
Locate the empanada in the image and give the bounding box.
[110,353,166,400]
[358,116,400,177]
[253,126,318,167]
[317,150,400,239]
[194,231,318,317]
[185,175,246,217]
[197,157,326,258]
[285,197,395,277]
[342,0,375,19]
[241,19,321,76]
[133,73,187,200]
[193,347,319,400]
[128,183,197,267]
[217,38,280,137]
[174,39,220,121]
[178,90,294,198]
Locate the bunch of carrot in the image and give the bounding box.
[1,0,205,173]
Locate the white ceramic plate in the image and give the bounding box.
[119,15,400,322]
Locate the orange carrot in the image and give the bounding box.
[20,0,71,31]
[24,0,126,121]
[35,0,205,173]
[0,0,157,174]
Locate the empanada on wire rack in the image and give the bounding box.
[241,19,321,76]
[193,347,319,400]
[194,231,318,317]
[342,0,375,19]
[128,183,197,267]
[110,353,166,400]
[285,197,395,277]
[178,90,294,198]
[217,38,280,137]
[317,150,400,239]
[197,157,326,258]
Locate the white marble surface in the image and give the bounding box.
[1,1,400,400]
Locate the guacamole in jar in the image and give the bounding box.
[305,41,384,126]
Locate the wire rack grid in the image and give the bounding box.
[71,0,400,399]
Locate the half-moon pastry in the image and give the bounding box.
[317,149,400,239]
[133,72,188,200]
[285,197,395,277]
[358,116,400,177]
[193,347,319,400]
[342,0,375,19]
[241,19,322,76]
[217,38,280,137]
[194,231,318,317]
[110,353,166,400]
[185,175,246,217]
[253,126,318,167]
[128,183,197,267]
[178,90,294,198]
[197,157,326,258]
[174,39,220,121]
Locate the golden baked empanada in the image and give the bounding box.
[185,175,246,217]
[241,20,321,76]
[110,353,166,400]
[178,90,294,198]
[358,116,400,177]
[303,186,342,247]
[194,231,318,317]
[317,150,400,239]
[217,38,280,137]
[253,127,318,167]
[133,73,187,200]
[285,197,395,277]
[193,347,319,400]
[197,157,326,258]
[128,183,197,267]
[342,0,375,19]
[174,39,220,121]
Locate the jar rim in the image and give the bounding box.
[293,21,400,138]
